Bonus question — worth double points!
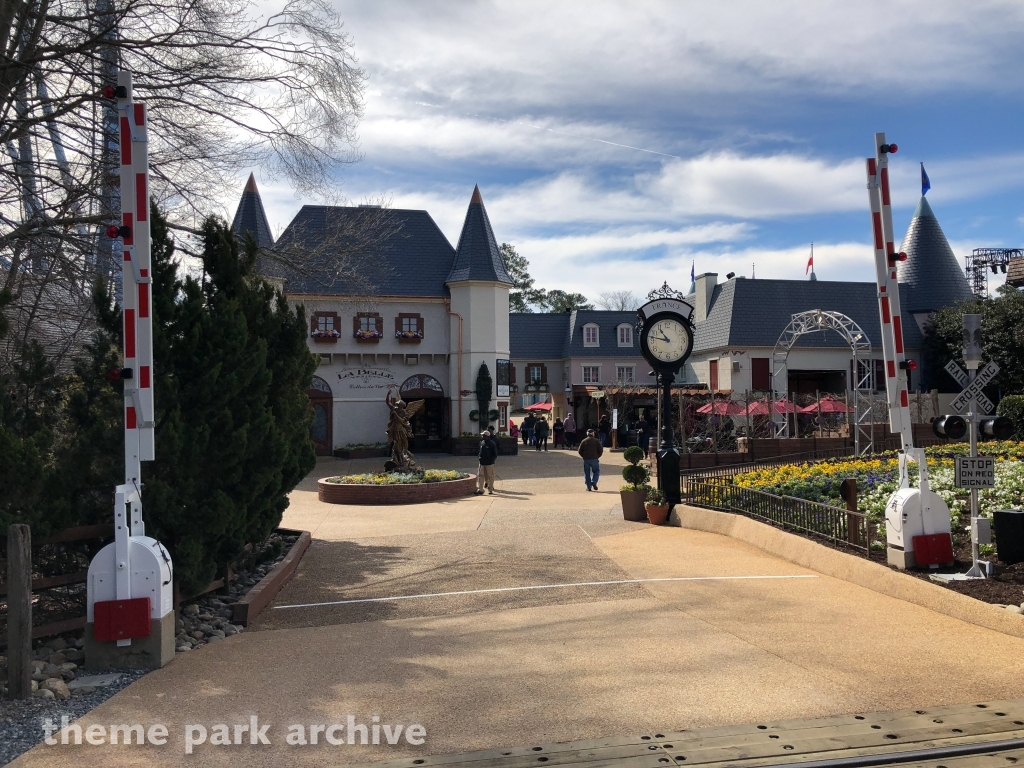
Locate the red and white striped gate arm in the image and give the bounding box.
[116,71,155,470]
[865,131,913,450]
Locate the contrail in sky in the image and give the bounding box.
[413,101,682,160]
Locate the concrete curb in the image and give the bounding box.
[670,504,1024,639]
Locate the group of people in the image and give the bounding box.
[511,412,581,450]
[476,424,606,494]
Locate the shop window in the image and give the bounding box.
[582,365,601,384]
[395,313,424,342]
[583,323,599,347]
[311,311,340,340]
[354,312,383,342]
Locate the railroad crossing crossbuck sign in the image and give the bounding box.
[946,360,998,414]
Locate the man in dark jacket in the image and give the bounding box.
[534,416,550,451]
[577,428,604,491]
[476,431,498,495]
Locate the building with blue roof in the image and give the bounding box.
[231,174,973,451]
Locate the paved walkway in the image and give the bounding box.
[14,450,1024,767]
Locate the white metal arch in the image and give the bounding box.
[771,309,874,454]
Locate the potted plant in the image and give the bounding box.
[644,487,670,525]
[619,446,650,521]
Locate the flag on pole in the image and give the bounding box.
[806,243,814,275]
[690,261,695,283]
[921,162,931,196]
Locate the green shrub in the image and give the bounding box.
[622,463,650,488]
[623,445,644,465]
[997,395,1024,441]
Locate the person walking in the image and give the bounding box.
[552,417,564,448]
[636,414,649,457]
[475,430,497,495]
[509,420,520,441]
[598,414,611,447]
[577,428,603,491]
[534,415,549,451]
[523,412,536,446]
[563,412,577,449]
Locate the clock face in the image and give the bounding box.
[645,318,690,364]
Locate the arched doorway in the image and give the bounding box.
[399,374,448,452]
[307,376,333,456]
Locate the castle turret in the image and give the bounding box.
[230,173,275,249]
[897,196,973,329]
[446,186,513,432]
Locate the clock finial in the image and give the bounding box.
[647,281,688,302]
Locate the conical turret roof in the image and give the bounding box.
[897,196,973,313]
[445,186,513,285]
[230,173,275,249]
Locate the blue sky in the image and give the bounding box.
[241,1,1024,303]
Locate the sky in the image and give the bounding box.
[239,0,1024,303]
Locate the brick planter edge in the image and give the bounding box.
[318,474,478,505]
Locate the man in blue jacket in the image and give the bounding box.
[475,431,498,495]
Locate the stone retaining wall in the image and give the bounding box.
[318,475,477,505]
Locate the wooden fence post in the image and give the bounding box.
[840,478,860,548]
[7,524,32,700]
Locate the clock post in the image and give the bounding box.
[637,283,696,509]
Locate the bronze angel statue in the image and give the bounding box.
[385,389,425,472]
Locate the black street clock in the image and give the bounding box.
[639,312,694,372]
[636,284,696,508]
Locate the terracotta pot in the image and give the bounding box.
[645,504,670,525]
[619,488,648,521]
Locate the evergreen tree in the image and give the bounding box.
[475,363,493,433]
[0,288,71,533]
[57,207,316,592]
[922,286,1024,394]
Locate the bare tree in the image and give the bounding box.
[597,290,640,311]
[1,0,371,371]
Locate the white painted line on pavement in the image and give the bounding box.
[273,574,818,610]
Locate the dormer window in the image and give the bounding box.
[583,323,599,347]
[617,324,633,347]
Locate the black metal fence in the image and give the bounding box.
[683,479,872,555]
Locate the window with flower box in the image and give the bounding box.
[353,312,383,343]
[311,312,341,342]
[395,313,424,342]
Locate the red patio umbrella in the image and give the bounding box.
[769,398,797,415]
[524,401,552,411]
[697,400,747,416]
[745,400,771,416]
[796,396,851,414]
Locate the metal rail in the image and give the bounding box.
[684,479,871,554]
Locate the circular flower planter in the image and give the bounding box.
[318,475,478,505]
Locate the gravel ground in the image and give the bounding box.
[0,669,147,766]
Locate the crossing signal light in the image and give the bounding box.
[932,415,967,440]
[880,143,898,154]
[108,368,133,381]
[106,225,131,239]
[102,85,128,99]
[888,251,908,265]
[980,417,1013,441]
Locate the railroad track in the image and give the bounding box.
[353,700,1024,768]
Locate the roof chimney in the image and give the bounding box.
[694,273,718,323]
